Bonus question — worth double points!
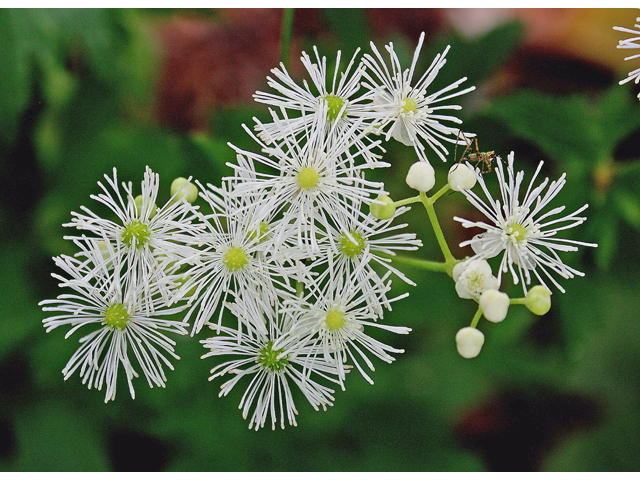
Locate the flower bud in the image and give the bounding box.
[454,258,499,300]
[370,195,396,220]
[134,194,157,218]
[405,162,435,192]
[171,177,198,203]
[479,289,510,323]
[525,285,551,315]
[455,327,485,359]
[448,163,477,191]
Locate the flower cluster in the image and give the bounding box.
[41,31,596,429]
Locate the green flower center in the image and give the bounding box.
[339,230,367,258]
[297,166,320,190]
[401,97,418,114]
[122,220,151,249]
[257,341,289,373]
[508,223,528,243]
[223,246,249,271]
[326,94,346,122]
[325,310,345,331]
[104,303,129,330]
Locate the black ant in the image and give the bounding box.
[454,130,498,174]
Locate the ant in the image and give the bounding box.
[454,130,498,174]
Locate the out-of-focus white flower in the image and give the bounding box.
[64,166,203,313]
[362,32,476,163]
[448,162,478,191]
[455,327,484,359]
[454,152,597,294]
[40,239,189,403]
[614,17,640,99]
[479,289,510,323]
[406,161,436,192]
[201,300,340,431]
[453,258,499,300]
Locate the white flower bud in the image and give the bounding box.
[448,163,477,191]
[405,161,435,192]
[454,258,500,300]
[479,289,510,323]
[455,327,485,359]
[525,285,551,315]
[171,177,198,203]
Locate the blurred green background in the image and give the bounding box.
[2,8,640,472]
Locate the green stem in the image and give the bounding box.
[280,8,295,69]
[296,280,304,298]
[470,307,483,328]
[510,297,526,305]
[430,184,451,204]
[393,195,422,208]
[388,254,448,273]
[419,191,456,276]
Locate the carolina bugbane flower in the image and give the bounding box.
[454,152,597,294]
[362,32,476,163]
[40,239,189,402]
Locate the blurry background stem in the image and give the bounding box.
[280,8,295,69]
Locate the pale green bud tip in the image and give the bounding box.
[171,177,198,203]
[479,289,510,323]
[134,195,157,218]
[370,195,396,220]
[448,163,477,191]
[406,161,435,192]
[456,327,485,359]
[525,285,551,315]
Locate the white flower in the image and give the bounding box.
[64,166,203,312]
[455,327,485,359]
[479,289,510,323]
[175,179,303,336]
[453,258,499,300]
[226,106,388,257]
[454,152,597,294]
[614,17,640,99]
[282,265,411,388]
[362,32,476,163]
[254,46,384,163]
[40,239,189,403]
[201,300,340,431]
[406,161,436,192]
[309,201,422,318]
[448,162,478,191]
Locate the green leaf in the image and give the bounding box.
[8,401,109,471]
[597,84,640,151]
[614,188,640,230]
[485,90,601,163]
[322,9,370,59]
[425,21,525,95]
[594,209,619,270]
[0,10,33,146]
